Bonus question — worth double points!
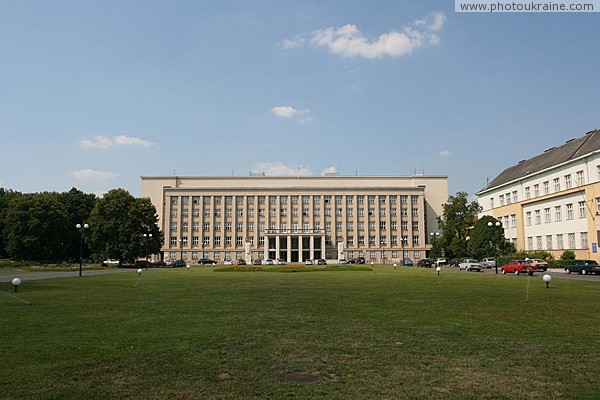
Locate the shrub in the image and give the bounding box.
[560,250,576,260]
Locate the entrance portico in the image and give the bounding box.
[266,229,326,262]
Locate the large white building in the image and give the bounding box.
[141,175,448,264]
[477,129,600,260]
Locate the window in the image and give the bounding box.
[536,236,542,250]
[303,196,310,204]
[546,235,553,250]
[259,236,265,245]
[280,196,287,205]
[225,196,232,205]
[499,194,505,206]
[280,208,287,216]
[506,193,512,205]
[581,232,589,249]
[225,222,232,231]
[358,236,365,245]
[368,195,375,204]
[369,236,376,245]
[369,222,375,231]
[269,222,276,231]
[512,191,518,203]
[204,209,211,217]
[303,209,309,216]
[192,196,200,204]
[391,236,398,245]
[214,237,221,245]
[325,208,331,216]
[347,237,354,245]
[336,222,342,231]
[568,233,576,249]
[269,196,277,205]
[192,208,199,217]
[314,209,320,216]
[203,237,210,245]
[380,222,386,230]
[412,208,418,217]
[248,222,254,232]
[258,196,265,204]
[215,196,222,205]
[413,251,420,259]
[248,208,254,217]
[182,208,188,217]
[555,206,562,222]
[413,221,419,231]
[554,178,560,192]
[566,203,574,220]
[390,196,397,204]
[412,236,419,245]
[527,237,533,250]
[490,197,495,209]
[391,221,397,230]
[269,209,276,217]
[225,236,232,245]
[171,196,178,204]
[193,222,199,232]
[544,208,551,223]
[401,195,407,204]
[214,209,221,217]
[314,196,321,204]
[525,187,530,200]
[171,222,178,231]
[579,201,586,218]
[534,184,539,197]
[347,222,354,230]
[391,208,397,216]
[281,223,287,231]
[347,196,354,204]
[526,211,532,226]
[543,181,549,195]
[182,222,189,231]
[236,222,243,232]
[565,174,572,189]
[411,196,418,204]
[336,208,342,216]
[259,222,265,231]
[203,222,210,231]
[170,236,177,245]
[576,170,585,186]
[380,196,387,204]
[237,209,243,217]
[171,208,178,217]
[358,208,364,216]
[358,222,365,230]
[556,234,564,249]
[401,221,408,231]
[511,214,517,228]
[324,196,331,204]
[392,250,398,258]
[225,209,232,217]
[358,195,365,204]
[325,222,331,231]
[293,208,299,216]
[380,209,386,216]
[203,196,211,205]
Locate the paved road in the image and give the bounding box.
[0,268,134,283]
[444,266,600,282]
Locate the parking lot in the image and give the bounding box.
[442,266,600,282]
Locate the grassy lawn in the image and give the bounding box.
[1,266,599,399]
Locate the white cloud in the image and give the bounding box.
[79,135,154,149]
[252,162,312,176]
[284,11,446,59]
[438,150,451,156]
[271,106,313,123]
[70,169,117,180]
[321,167,338,175]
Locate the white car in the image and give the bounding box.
[339,259,348,264]
[459,259,483,272]
[103,259,119,265]
[304,259,313,265]
[224,259,233,265]
[265,259,274,265]
[435,258,447,266]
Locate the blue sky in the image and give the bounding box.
[1,1,598,198]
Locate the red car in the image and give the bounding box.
[501,260,538,275]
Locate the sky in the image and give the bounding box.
[1,1,598,198]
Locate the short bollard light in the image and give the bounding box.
[137,269,143,277]
[187,265,190,270]
[436,266,441,276]
[393,263,397,269]
[12,277,22,292]
[543,274,552,289]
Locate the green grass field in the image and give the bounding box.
[1,266,599,399]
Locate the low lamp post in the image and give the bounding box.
[76,223,89,277]
[12,277,21,292]
[543,274,552,288]
[487,221,502,274]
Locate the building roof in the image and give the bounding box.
[479,129,600,193]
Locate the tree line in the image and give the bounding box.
[0,187,162,264]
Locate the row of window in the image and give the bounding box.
[168,250,423,261]
[170,207,419,218]
[170,220,420,232]
[171,194,421,206]
[169,235,420,247]
[526,232,588,251]
[525,201,587,225]
[492,168,593,208]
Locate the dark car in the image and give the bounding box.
[449,258,462,268]
[401,258,413,266]
[133,260,153,269]
[317,259,327,265]
[237,259,247,265]
[152,260,166,267]
[564,260,600,275]
[417,258,432,268]
[347,258,356,264]
[198,258,216,265]
[173,259,187,268]
[355,256,366,264]
[253,259,262,265]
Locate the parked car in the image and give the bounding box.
[103,259,120,265]
[458,259,482,272]
[339,259,348,264]
[198,258,217,265]
[524,259,548,272]
[265,259,274,265]
[304,259,313,265]
[173,259,187,268]
[237,259,247,265]
[132,260,153,269]
[480,258,497,268]
[355,257,366,264]
[417,258,432,268]
[277,258,286,265]
[151,260,166,268]
[435,258,448,266]
[347,258,356,264]
[223,259,233,266]
[501,260,537,275]
[253,259,262,265]
[449,258,462,268]
[401,258,413,266]
[317,259,327,265]
[564,260,600,275]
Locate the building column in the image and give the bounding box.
[321,236,326,259]
[299,235,303,262]
[275,236,280,260]
[310,236,315,260]
[287,235,292,262]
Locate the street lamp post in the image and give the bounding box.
[487,221,502,274]
[76,223,89,277]
[430,232,440,260]
[142,233,153,269]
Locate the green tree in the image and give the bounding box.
[560,250,576,260]
[59,188,97,261]
[467,215,513,260]
[0,188,22,258]
[4,192,70,261]
[87,189,162,263]
[436,192,482,259]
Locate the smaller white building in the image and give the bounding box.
[477,129,600,259]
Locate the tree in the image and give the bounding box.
[436,192,482,259]
[467,215,513,260]
[87,189,162,263]
[0,188,21,258]
[3,192,70,261]
[59,188,97,261]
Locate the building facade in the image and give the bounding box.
[141,175,448,264]
[477,129,600,260]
